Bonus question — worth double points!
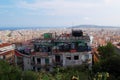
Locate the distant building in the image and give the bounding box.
[0,41,15,64]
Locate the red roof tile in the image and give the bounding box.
[15,50,23,57]
[0,50,15,56]
[0,43,12,48]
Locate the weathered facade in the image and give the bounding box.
[16,30,92,71]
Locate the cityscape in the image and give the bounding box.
[0,0,120,80]
[0,26,120,80]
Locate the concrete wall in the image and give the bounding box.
[33,56,53,71]
[23,52,92,71]
[62,52,92,67]
[23,57,32,70]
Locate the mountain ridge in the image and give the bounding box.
[68,25,120,28]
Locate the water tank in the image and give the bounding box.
[44,33,52,39]
[72,30,83,37]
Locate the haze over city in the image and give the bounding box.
[0,0,120,27]
[1,0,120,80]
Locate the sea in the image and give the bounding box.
[0,27,60,31]
[0,25,120,31]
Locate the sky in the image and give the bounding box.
[0,0,120,27]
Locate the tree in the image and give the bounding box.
[98,42,115,59]
[93,42,120,80]
[101,56,120,78]
[22,71,39,80]
[0,60,22,80]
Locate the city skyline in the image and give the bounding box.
[0,0,120,27]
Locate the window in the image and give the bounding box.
[3,55,5,59]
[37,58,41,64]
[74,55,79,60]
[33,66,35,71]
[33,57,35,62]
[45,58,49,64]
[37,67,41,71]
[85,55,89,59]
[28,59,29,64]
[55,55,60,62]
[46,68,49,71]
[66,56,71,60]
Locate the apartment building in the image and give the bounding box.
[16,30,92,71]
[0,41,15,64]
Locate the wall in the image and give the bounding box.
[62,52,92,67]
[23,57,32,70]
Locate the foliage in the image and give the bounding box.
[0,60,90,80]
[22,71,38,80]
[52,65,89,80]
[0,60,22,80]
[93,42,120,80]
[93,72,109,80]
[97,42,115,59]
[92,62,102,73]
[101,56,120,78]
[1,42,120,80]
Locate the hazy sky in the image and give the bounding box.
[0,0,120,27]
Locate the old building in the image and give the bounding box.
[0,41,15,64]
[15,30,92,71]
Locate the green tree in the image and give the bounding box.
[0,60,22,80]
[92,62,102,73]
[93,42,120,80]
[22,71,39,80]
[101,56,120,78]
[53,66,89,80]
[98,42,115,59]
